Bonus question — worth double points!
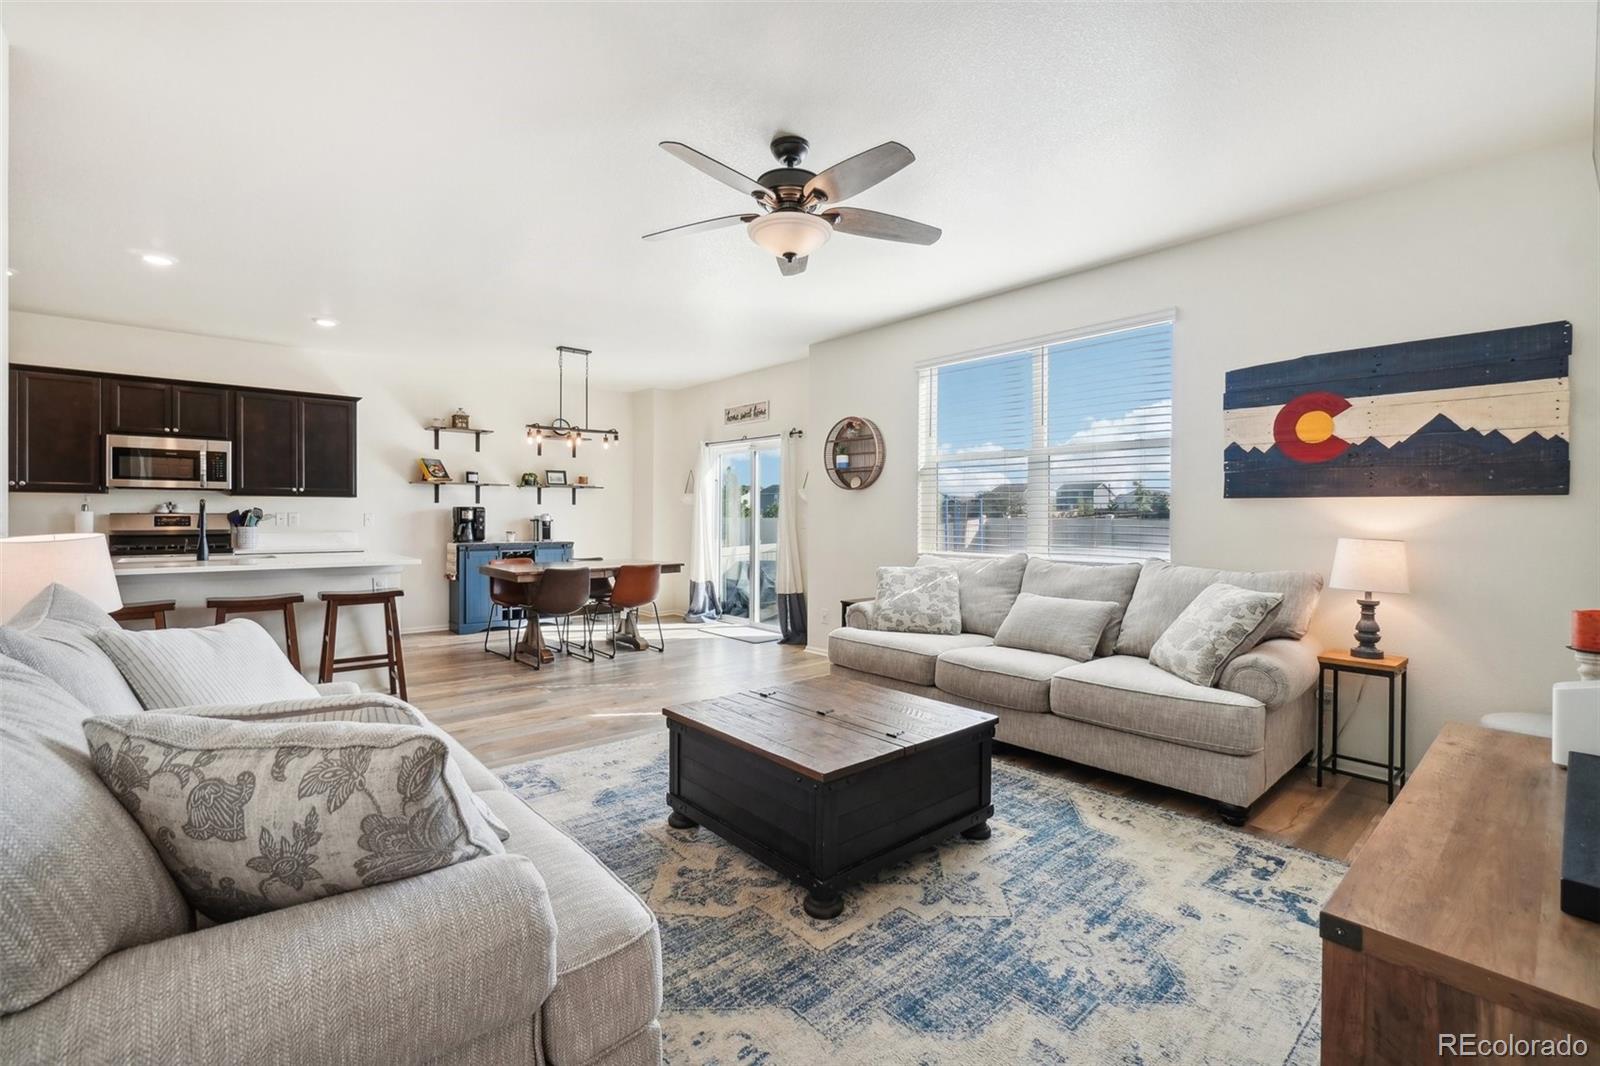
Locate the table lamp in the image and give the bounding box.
[1329,537,1409,660]
[0,533,123,624]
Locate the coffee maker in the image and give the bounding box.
[534,513,554,541]
[452,506,486,543]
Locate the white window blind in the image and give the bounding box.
[917,319,1172,563]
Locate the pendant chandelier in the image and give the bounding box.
[525,346,621,456]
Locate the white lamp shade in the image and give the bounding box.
[747,211,833,259]
[0,533,124,623]
[1329,537,1410,595]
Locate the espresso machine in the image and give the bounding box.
[452,506,486,543]
[534,513,554,541]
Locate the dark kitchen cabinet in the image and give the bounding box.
[9,369,104,492]
[105,378,232,438]
[234,390,357,497]
[299,397,357,497]
[173,385,232,438]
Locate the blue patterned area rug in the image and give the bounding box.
[500,732,1342,1065]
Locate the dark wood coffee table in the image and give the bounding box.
[662,676,997,919]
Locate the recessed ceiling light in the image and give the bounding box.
[312,317,340,329]
[140,252,178,268]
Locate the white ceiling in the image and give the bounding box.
[6,2,1596,390]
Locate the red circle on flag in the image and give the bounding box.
[1273,391,1352,463]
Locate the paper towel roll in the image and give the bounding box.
[73,509,95,534]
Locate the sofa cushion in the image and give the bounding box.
[1115,560,1324,657]
[82,713,505,922]
[0,656,191,1013]
[0,584,144,716]
[478,789,662,1066]
[994,593,1119,661]
[873,565,962,634]
[935,645,1076,714]
[915,552,1028,636]
[1019,558,1142,656]
[93,618,320,710]
[827,627,994,687]
[1050,655,1267,756]
[1148,583,1283,686]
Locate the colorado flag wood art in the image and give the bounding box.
[1224,321,1571,497]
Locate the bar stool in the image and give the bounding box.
[317,588,407,699]
[206,593,305,670]
[110,599,177,630]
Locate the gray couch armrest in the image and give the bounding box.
[0,854,557,1065]
[1217,636,1319,707]
[159,691,421,722]
[845,600,879,629]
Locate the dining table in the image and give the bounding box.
[478,557,685,664]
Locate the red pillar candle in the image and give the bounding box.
[1574,610,1600,653]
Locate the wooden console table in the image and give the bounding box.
[1320,723,1599,1063]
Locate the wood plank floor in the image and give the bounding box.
[406,623,1390,864]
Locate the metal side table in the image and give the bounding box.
[1316,649,1409,802]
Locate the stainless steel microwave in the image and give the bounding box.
[105,434,232,490]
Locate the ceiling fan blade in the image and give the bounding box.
[824,207,941,245]
[659,142,769,200]
[642,214,757,241]
[803,142,914,205]
[777,255,808,276]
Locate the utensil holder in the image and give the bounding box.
[235,527,261,552]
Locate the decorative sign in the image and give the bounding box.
[725,401,770,426]
[1224,321,1570,497]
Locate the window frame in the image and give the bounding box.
[916,309,1176,564]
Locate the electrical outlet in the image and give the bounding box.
[287,512,300,527]
[363,513,375,527]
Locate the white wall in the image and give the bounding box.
[7,312,637,633]
[632,359,810,614]
[804,140,1600,767]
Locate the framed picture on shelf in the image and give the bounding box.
[464,470,480,484]
[545,470,568,487]
[418,458,451,483]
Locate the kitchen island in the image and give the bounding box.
[114,550,422,682]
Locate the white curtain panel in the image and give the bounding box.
[684,446,721,623]
[776,431,807,644]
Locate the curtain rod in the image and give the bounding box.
[704,428,804,447]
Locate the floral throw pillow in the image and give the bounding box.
[82,714,504,922]
[874,565,962,635]
[1148,583,1284,688]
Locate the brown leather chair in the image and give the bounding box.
[485,574,529,661]
[596,564,664,655]
[530,565,593,667]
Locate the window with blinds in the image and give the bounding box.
[917,318,1172,563]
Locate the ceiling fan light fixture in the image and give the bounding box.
[747,210,832,260]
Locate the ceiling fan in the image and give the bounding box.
[643,134,941,275]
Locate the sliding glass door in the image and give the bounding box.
[714,440,781,627]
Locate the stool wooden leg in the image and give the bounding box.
[153,609,168,630]
[320,604,338,683]
[387,597,408,700]
[214,607,228,626]
[282,604,301,672]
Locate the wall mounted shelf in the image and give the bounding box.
[415,480,509,503]
[426,425,494,451]
[520,484,604,506]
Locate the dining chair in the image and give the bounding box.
[531,565,594,667]
[484,574,528,661]
[597,563,665,655]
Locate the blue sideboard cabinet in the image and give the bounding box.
[449,540,574,634]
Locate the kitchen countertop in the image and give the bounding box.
[112,551,422,578]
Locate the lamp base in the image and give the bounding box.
[1350,596,1384,659]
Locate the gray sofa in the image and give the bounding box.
[0,585,662,1065]
[829,554,1323,823]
